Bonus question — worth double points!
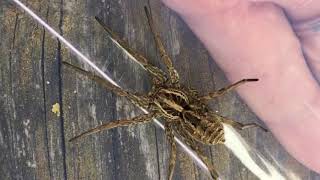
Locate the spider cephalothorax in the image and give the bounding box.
[66,7,267,180]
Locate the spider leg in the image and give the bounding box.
[178,126,219,180]
[200,79,258,101]
[144,7,179,84]
[69,112,159,142]
[62,61,149,108]
[165,123,177,180]
[223,119,268,132]
[95,17,166,84]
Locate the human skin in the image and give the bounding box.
[254,0,320,82]
[162,0,320,173]
[251,0,320,22]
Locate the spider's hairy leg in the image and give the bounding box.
[95,17,166,84]
[62,61,149,108]
[165,123,177,180]
[200,79,259,101]
[144,6,180,84]
[223,119,268,132]
[69,112,159,142]
[178,127,219,180]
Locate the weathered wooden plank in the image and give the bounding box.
[1,0,320,179]
[0,0,75,179]
[0,0,65,179]
[41,0,69,179]
[62,0,159,180]
[62,1,118,179]
[0,3,44,180]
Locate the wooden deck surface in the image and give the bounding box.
[1,0,320,179]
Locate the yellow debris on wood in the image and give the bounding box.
[52,103,60,117]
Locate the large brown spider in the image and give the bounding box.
[65,7,267,180]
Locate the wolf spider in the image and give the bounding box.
[66,7,267,180]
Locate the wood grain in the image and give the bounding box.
[1,0,319,179]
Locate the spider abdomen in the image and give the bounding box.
[181,111,225,145]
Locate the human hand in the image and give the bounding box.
[253,0,320,83]
[162,0,320,173]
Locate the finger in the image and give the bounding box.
[248,0,320,22]
[161,0,245,17]
[249,0,320,84]
[294,18,320,83]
